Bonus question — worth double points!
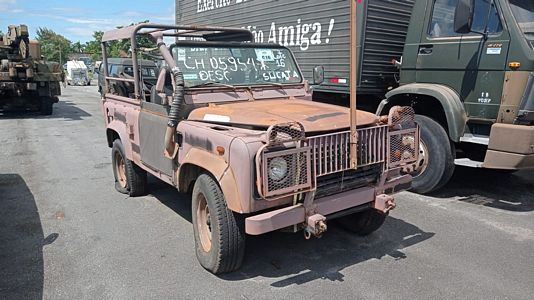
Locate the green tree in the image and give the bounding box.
[35,27,72,65]
[84,31,104,61]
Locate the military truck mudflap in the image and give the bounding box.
[246,170,411,236]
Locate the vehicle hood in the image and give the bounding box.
[188,99,378,132]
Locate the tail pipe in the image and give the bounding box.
[164,67,185,157]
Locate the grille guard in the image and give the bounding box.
[255,107,419,199]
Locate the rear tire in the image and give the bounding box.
[337,209,387,236]
[192,174,245,274]
[111,139,147,197]
[40,97,53,115]
[410,115,455,194]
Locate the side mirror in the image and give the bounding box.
[454,0,475,34]
[313,65,324,85]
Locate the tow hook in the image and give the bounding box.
[304,214,327,239]
[374,194,396,213]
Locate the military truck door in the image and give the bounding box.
[138,100,175,178]
[415,0,510,121]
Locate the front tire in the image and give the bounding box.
[111,139,147,197]
[337,209,387,236]
[409,115,455,194]
[191,174,245,274]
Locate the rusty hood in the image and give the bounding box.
[188,99,378,132]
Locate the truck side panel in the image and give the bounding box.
[176,0,414,96]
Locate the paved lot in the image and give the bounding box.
[1,85,533,299]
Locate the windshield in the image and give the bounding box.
[172,45,302,87]
[509,0,534,45]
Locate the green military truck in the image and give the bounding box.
[0,25,63,115]
[176,0,534,193]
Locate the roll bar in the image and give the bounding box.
[100,23,253,99]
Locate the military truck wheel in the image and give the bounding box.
[111,139,147,197]
[336,209,387,236]
[40,97,53,115]
[409,115,455,194]
[191,174,245,274]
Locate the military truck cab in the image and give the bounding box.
[378,0,534,193]
[100,24,420,274]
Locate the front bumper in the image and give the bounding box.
[483,124,534,169]
[245,172,411,235]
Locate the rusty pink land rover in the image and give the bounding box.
[100,24,420,274]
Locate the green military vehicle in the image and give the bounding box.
[0,25,63,115]
[177,0,534,194]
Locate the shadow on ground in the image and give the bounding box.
[147,176,434,287]
[430,167,534,212]
[0,100,92,121]
[0,174,57,299]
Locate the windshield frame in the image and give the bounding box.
[169,41,305,89]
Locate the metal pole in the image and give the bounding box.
[349,0,358,169]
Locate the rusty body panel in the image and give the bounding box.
[498,71,531,124]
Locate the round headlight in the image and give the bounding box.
[268,157,288,181]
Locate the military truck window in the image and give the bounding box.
[509,0,534,47]
[429,0,502,38]
[172,45,302,87]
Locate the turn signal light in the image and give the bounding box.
[216,146,225,156]
[509,62,521,69]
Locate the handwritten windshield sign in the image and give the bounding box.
[173,46,301,87]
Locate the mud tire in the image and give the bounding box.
[337,209,388,236]
[111,139,147,197]
[191,174,245,274]
[40,97,53,115]
[411,115,455,194]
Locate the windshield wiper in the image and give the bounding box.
[189,81,236,90]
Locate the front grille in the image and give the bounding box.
[308,125,388,177]
[315,164,382,199]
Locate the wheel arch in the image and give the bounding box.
[378,83,467,142]
[178,148,243,213]
[106,121,133,160]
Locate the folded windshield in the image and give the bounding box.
[509,0,534,45]
[172,45,302,87]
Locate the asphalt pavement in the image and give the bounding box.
[1,84,533,299]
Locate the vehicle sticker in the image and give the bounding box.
[255,49,275,61]
[203,114,231,122]
[183,74,198,80]
[486,47,501,55]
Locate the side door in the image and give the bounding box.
[415,0,510,120]
[138,101,175,177]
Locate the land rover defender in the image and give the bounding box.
[99,24,419,274]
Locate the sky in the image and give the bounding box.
[0,0,175,42]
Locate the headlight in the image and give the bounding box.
[268,157,288,181]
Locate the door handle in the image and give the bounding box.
[418,45,433,55]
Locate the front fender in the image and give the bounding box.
[179,147,243,213]
[379,83,468,142]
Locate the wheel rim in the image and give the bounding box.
[196,193,212,252]
[402,139,429,178]
[114,151,127,188]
